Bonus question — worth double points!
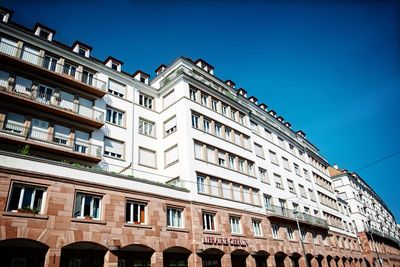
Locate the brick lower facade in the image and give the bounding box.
[0,167,398,267]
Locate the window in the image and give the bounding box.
[238,159,244,172]
[218,152,226,167]
[309,189,316,202]
[313,232,318,244]
[43,55,57,71]
[14,76,32,95]
[167,207,183,228]
[287,227,294,240]
[294,163,301,176]
[73,192,101,219]
[106,107,124,126]
[272,224,279,238]
[303,169,309,180]
[252,220,262,236]
[139,119,155,136]
[254,143,264,158]
[191,114,199,128]
[230,217,241,234]
[139,148,156,168]
[289,144,295,154]
[225,128,231,141]
[264,195,272,210]
[230,109,236,120]
[203,213,216,231]
[104,137,124,159]
[259,168,268,183]
[78,47,87,56]
[221,105,227,116]
[287,179,296,194]
[277,137,285,149]
[250,120,258,132]
[81,70,94,85]
[163,90,175,109]
[265,129,273,141]
[211,99,218,111]
[197,175,206,193]
[30,118,49,140]
[139,93,153,109]
[207,147,215,163]
[301,229,307,241]
[194,143,203,159]
[164,116,177,136]
[74,130,90,154]
[229,156,235,169]
[4,112,25,134]
[108,79,126,98]
[269,150,279,165]
[0,70,9,88]
[274,174,283,189]
[7,183,45,214]
[53,124,70,145]
[214,124,221,137]
[234,132,241,145]
[299,185,307,198]
[165,145,178,166]
[203,119,210,133]
[282,157,290,171]
[222,182,231,199]
[201,94,208,107]
[63,62,77,77]
[190,89,197,101]
[111,62,119,70]
[126,201,146,224]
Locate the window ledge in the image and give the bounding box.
[203,230,222,235]
[105,121,127,129]
[71,218,106,225]
[102,154,126,162]
[254,236,267,240]
[166,227,189,233]
[124,223,153,229]
[231,233,246,237]
[2,211,49,220]
[289,240,298,243]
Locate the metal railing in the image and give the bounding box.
[0,85,104,122]
[0,120,101,158]
[0,41,106,91]
[267,204,328,228]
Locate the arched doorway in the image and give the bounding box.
[306,253,314,267]
[60,241,108,267]
[327,255,333,267]
[290,252,302,267]
[0,238,49,267]
[252,250,269,267]
[114,244,155,267]
[316,254,324,267]
[274,252,287,267]
[163,246,191,267]
[231,249,249,267]
[198,248,224,267]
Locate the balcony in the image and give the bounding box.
[0,42,106,97]
[0,120,102,163]
[0,85,104,128]
[267,204,329,229]
[367,227,400,246]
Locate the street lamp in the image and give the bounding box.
[293,208,310,267]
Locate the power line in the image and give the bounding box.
[354,149,400,172]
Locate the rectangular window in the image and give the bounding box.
[211,99,218,111]
[294,163,300,176]
[264,195,272,210]
[14,76,32,95]
[230,217,241,234]
[303,169,309,180]
[30,118,49,140]
[301,229,307,241]
[274,174,283,189]
[222,181,231,199]
[197,175,206,193]
[104,137,124,159]
[165,145,178,166]
[250,120,258,132]
[73,192,101,219]
[43,55,57,71]
[207,147,215,163]
[194,143,203,159]
[230,109,236,120]
[299,185,307,198]
[74,130,90,154]
[22,45,40,65]
[203,119,210,133]
[287,227,294,240]
[225,128,231,141]
[243,188,250,203]
[139,148,156,168]
[254,143,264,158]
[218,152,226,167]
[309,189,316,202]
[163,90,175,109]
[287,179,296,194]
[265,129,273,141]
[81,70,94,85]
[269,150,279,165]
[221,105,227,116]
[139,93,153,109]
[238,159,244,173]
[192,114,199,128]
[164,116,177,136]
[0,70,9,88]
[106,107,124,126]
[5,112,25,134]
[229,156,235,169]
[252,220,262,236]
[203,213,216,231]
[126,201,146,224]
[7,183,45,214]
[232,184,241,201]
[139,118,155,136]
[201,94,208,107]
[234,132,241,145]
[277,137,285,149]
[108,79,125,98]
[167,207,183,228]
[53,124,70,145]
[189,89,197,101]
[63,62,77,77]
[214,124,221,137]
[272,224,279,239]
[259,168,268,183]
[282,157,290,171]
[210,178,219,196]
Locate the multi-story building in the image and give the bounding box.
[0,6,398,267]
[330,166,400,267]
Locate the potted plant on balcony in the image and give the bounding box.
[17,206,39,215]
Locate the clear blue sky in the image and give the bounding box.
[5,0,400,221]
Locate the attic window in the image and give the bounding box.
[78,47,87,56]
[111,62,119,70]
[39,29,50,40]
[0,11,10,23]
[140,76,146,83]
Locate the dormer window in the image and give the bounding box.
[111,62,118,70]
[78,47,87,56]
[0,8,12,23]
[33,24,55,41]
[104,56,123,72]
[39,30,50,40]
[195,59,214,75]
[72,41,92,58]
[132,70,150,85]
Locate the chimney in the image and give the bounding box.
[284,122,291,128]
[225,80,236,88]
[258,103,268,111]
[268,110,277,117]
[249,96,258,104]
[237,88,247,97]
[277,116,284,122]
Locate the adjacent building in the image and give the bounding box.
[0,6,398,267]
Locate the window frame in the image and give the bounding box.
[229,216,242,234]
[73,192,102,220]
[202,212,216,231]
[7,182,46,214]
[106,107,124,127]
[138,118,155,137]
[167,207,184,228]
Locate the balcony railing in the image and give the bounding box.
[0,120,101,159]
[0,42,106,91]
[367,227,400,245]
[267,204,328,228]
[0,85,104,122]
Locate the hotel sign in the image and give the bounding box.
[202,236,248,247]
